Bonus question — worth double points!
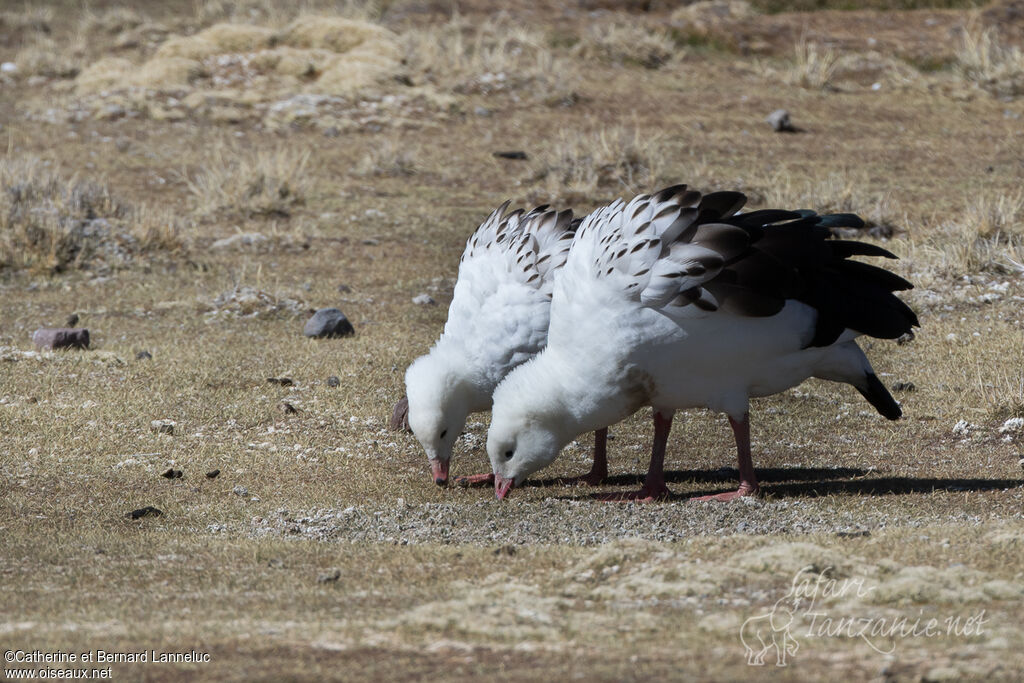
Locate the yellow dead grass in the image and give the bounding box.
[76,15,400,98]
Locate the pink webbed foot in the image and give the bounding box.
[690,483,760,503]
[453,472,495,487]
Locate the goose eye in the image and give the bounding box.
[440,430,447,439]
[504,449,514,459]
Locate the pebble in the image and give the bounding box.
[205,469,221,479]
[1,62,17,74]
[412,293,436,306]
[136,350,153,360]
[303,308,355,338]
[326,376,341,387]
[150,419,176,435]
[233,485,249,496]
[32,327,90,350]
[766,109,796,133]
[161,468,183,479]
[267,377,294,386]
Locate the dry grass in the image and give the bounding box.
[184,141,314,219]
[573,18,680,69]
[0,157,188,273]
[908,190,1024,275]
[529,126,670,202]
[955,24,1024,98]
[354,138,418,177]
[13,35,85,79]
[784,40,840,89]
[402,17,578,102]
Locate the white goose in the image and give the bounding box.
[405,201,610,486]
[487,184,918,501]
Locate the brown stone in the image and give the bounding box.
[32,327,90,350]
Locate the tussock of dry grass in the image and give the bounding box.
[354,138,417,177]
[758,40,841,90]
[184,141,313,219]
[75,14,400,98]
[0,157,187,273]
[402,17,578,102]
[955,24,1024,98]
[908,190,1024,275]
[14,36,85,79]
[572,19,680,69]
[530,126,669,202]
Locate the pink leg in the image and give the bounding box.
[600,412,672,502]
[555,428,608,486]
[691,413,760,502]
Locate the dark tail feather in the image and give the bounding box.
[857,373,901,420]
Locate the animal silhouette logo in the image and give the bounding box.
[740,594,802,666]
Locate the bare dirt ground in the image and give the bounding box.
[2,1,1024,680]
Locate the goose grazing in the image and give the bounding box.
[487,184,918,501]
[406,201,612,486]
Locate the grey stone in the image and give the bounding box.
[326,376,340,387]
[303,308,354,338]
[136,350,152,360]
[32,327,89,350]
[233,485,249,497]
[412,293,436,306]
[767,109,796,132]
[151,419,175,435]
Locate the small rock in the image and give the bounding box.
[891,381,916,392]
[161,468,183,479]
[317,569,341,583]
[304,308,355,338]
[205,469,220,479]
[493,150,528,160]
[952,420,972,437]
[999,417,1024,434]
[474,106,492,117]
[65,313,79,327]
[337,284,352,293]
[896,331,915,345]
[390,396,411,432]
[115,138,131,153]
[267,377,294,386]
[127,506,162,520]
[233,485,249,496]
[32,327,89,350]
[150,419,175,435]
[279,401,298,415]
[361,238,380,246]
[1,62,17,74]
[326,376,340,388]
[766,109,796,133]
[323,126,340,138]
[494,545,517,556]
[836,529,870,538]
[136,350,153,360]
[412,293,436,306]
